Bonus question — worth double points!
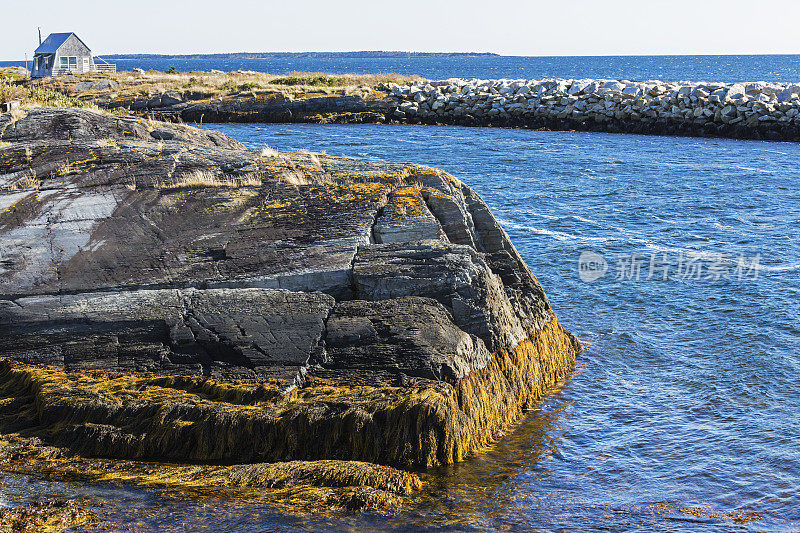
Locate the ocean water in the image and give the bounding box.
[197,124,800,530]
[3,123,797,531]
[2,54,800,82]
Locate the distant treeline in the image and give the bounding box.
[102,51,499,60]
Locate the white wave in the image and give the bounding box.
[571,215,603,226]
[735,165,776,174]
[754,148,790,156]
[523,211,561,221]
[635,242,733,260]
[651,216,681,224]
[500,220,610,243]
[759,262,800,272]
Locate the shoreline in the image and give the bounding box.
[5,69,799,141]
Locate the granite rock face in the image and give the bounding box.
[0,107,579,472]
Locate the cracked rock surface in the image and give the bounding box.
[0,107,579,473]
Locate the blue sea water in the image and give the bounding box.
[3,123,796,532]
[202,124,800,531]
[2,54,800,82]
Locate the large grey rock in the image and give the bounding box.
[0,107,566,389]
[161,90,184,106]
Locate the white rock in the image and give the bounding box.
[726,84,746,100]
[568,81,590,95]
[622,86,642,98]
[601,81,625,94]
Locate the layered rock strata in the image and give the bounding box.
[0,107,580,508]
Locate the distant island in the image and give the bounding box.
[102,51,499,60]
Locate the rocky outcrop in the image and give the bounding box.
[109,91,389,124]
[381,78,800,141]
[0,107,579,508]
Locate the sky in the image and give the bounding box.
[2,0,800,59]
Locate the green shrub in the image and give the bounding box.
[28,88,91,108]
[220,81,261,93]
[270,76,341,87]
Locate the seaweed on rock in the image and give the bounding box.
[0,107,580,511]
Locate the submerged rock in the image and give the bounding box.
[0,494,102,533]
[0,107,580,509]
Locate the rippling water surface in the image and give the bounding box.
[3,124,799,531]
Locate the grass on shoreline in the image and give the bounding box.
[1,68,418,109]
[1,67,99,111]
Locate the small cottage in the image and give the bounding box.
[31,33,96,77]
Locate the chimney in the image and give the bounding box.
[38,27,42,45]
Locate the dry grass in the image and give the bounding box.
[260,146,281,158]
[154,170,262,189]
[2,67,422,116]
[279,169,312,187]
[279,168,336,188]
[270,71,421,87]
[9,169,40,190]
[22,69,421,106]
[298,149,323,170]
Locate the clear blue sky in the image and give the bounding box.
[3,0,800,59]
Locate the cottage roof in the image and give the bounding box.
[34,33,91,55]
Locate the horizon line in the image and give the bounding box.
[101,51,800,57]
[4,51,800,61]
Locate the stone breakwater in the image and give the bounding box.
[380,78,800,141]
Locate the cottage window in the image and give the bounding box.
[59,56,78,70]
